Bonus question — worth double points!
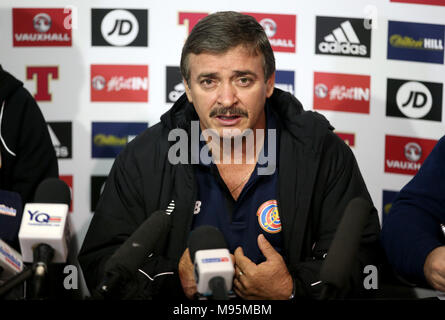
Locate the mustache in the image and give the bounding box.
[209,106,249,118]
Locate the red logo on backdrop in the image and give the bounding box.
[243,12,296,53]
[390,0,445,6]
[178,12,208,36]
[177,12,296,53]
[335,132,355,147]
[13,8,72,47]
[385,135,437,175]
[26,66,58,101]
[90,65,149,102]
[313,72,370,114]
[59,175,73,212]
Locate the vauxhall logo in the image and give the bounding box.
[13,8,72,46]
[260,18,277,37]
[404,142,422,162]
[178,12,296,53]
[33,13,52,32]
[385,135,437,176]
[316,16,371,58]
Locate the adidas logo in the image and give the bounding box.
[46,123,71,159]
[318,20,367,56]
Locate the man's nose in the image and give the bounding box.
[217,82,238,107]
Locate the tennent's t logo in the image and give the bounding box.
[26,66,59,101]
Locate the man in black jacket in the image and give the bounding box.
[0,65,58,205]
[0,65,58,251]
[0,65,59,299]
[78,12,381,300]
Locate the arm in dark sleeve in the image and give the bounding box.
[8,89,58,203]
[291,131,382,299]
[381,136,445,286]
[78,143,181,300]
[77,147,147,293]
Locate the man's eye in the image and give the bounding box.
[238,77,252,86]
[200,79,214,87]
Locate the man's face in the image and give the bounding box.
[184,45,275,138]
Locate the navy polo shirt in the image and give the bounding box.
[192,105,281,264]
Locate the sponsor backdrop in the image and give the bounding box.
[1,0,444,296]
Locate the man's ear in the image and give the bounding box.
[266,72,275,98]
[183,78,193,103]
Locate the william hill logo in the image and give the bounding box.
[92,122,147,158]
[93,134,127,147]
[388,21,445,64]
[389,35,443,50]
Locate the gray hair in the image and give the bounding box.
[180,11,275,85]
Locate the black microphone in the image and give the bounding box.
[319,197,372,300]
[94,204,174,299]
[33,177,71,206]
[188,226,234,300]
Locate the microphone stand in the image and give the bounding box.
[32,244,54,299]
[209,277,229,300]
[0,266,33,298]
[0,243,54,300]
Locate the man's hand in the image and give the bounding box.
[424,246,445,292]
[233,234,293,300]
[178,248,197,299]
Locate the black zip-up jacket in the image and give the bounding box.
[78,89,381,300]
[0,65,58,206]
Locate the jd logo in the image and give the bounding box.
[101,9,139,46]
[402,91,428,108]
[386,78,442,122]
[92,8,148,47]
[396,81,432,119]
[107,19,133,36]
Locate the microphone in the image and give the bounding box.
[0,189,23,250]
[188,225,234,300]
[94,203,174,299]
[0,239,24,285]
[18,178,71,298]
[319,197,372,300]
[19,178,71,264]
